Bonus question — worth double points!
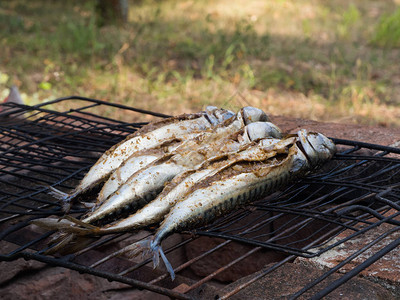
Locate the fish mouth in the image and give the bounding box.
[239,107,270,125]
[204,106,235,125]
[297,130,336,166]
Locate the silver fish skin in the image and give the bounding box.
[80,130,239,224]
[118,130,335,280]
[55,106,266,205]
[82,161,187,224]
[29,137,292,254]
[100,168,221,233]
[152,142,303,246]
[88,137,293,234]
[59,106,266,205]
[33,137,292,237]
[49,107,235,206]
[32,125,286,241]
[97,130,205,203]
[98,154,159,203]
[83,109,276,224]
[71,117,220,192]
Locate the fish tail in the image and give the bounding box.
[31,216,99,235]
[150,240,175,280]
[46,232,98,255]
[122,238,152,258]
[45,232,76,254]
[47,186,77,212]
[113,238,175,280]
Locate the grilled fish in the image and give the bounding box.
[49,107,235,211]
[97,132,202,204]
[95,107,274,205]
[31,137,287,254]
[66,137,291,235]
[112,130,336,280]
[79,117,280,225]
[31,121,282,252]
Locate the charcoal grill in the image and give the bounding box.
[1,97,400,299]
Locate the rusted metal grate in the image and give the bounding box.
[1,97,399,299]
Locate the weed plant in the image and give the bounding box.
[0,0,399,126]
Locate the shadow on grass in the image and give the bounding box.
[0,0,398,114]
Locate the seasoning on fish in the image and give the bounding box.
[32,138,287,255]
[85,137,291,233]
[97,131,202,204]
[31,106,337,280]
[96,107,274,205]
[31,117,282,253]
[49,107,235,211]
[77,111,278,226]
[107,130,336,280]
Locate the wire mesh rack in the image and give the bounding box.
[1,97,399,299]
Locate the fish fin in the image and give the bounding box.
[154,243,175,280]
[31,216,99,235]
[45,232,98,255]
[89,238,152,268]
[122,238,152,258]
[47,186,77,212]
[45,232,76,254]
[31,217,76,231]
[120,238,176,280]
[63,215,98,230]
[90,237,176,280]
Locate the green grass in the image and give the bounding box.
[1,0,400,126]
[371,6,400,48]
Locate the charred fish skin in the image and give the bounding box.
[97,130,204,204]
[125,130,335,279]
[49,107,235,207]
[36,122,286,238]
[80,108,275,225]
[82,161,187,224]
[93,136,291,234]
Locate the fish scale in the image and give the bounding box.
[48,107,235,211]
[31,114,336,281]
[77,112,276,226]
[112,130,336,280]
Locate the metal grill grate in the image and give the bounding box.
[1,97,399,299]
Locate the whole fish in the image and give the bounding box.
[31,121,282,253]
[68,137,292,235]
[111,130,336,280]
[49,106,235,210]
[95,108,275,204]
[31,137,288,254]
[79,118,281,225]
[97,131,202,203]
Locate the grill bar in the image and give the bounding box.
[9,252,193,300]
[1,97,399,299]
[291,226,400,299]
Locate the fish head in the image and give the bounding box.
[241,121,282,143]
[237,107,270,126]
[205,106,236,125]
[297,129,336,167]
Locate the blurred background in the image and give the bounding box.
[1,0,400,126]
